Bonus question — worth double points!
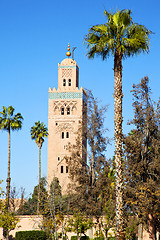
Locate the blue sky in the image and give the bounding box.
[0,0,160,196]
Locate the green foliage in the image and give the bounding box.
[0,208,19,231]
[80,236,89,240]
[71,236,78,240]
[0,106,23,131]
[70,236,90,240]
[94,237,104,240]
[66,91,112,221]
[85,9,151,60]
[31,121,48,149]
[66,212,93,237]
[0,181,19,236]
[19,177,47,215]
[15,230,47,240]
[124,76,160,236]
[124,215,138,240]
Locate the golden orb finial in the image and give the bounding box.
[66,43,71,57]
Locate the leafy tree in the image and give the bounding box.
[41,177,68,240]
[85,9,151,239]
[65,211,93,240]
[124,77,160,239]
[30,121,48,214]
[19,177,47,215]
[0,181,19,240]
[0,106,23,240]
[66,91,115,238]
[86,90,109,187]
[9,186,26,214]
[0,206,19,239]
[102,165,116,240]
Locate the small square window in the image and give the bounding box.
[61,166,63,173]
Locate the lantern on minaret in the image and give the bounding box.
[66,43,71,58]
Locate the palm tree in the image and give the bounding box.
[31,121,48,214]
[0,106,23,208]
[0,106,23,240]
[85,9,151,240]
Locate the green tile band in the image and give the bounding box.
[58,65,78,69]
[49,92,86,102]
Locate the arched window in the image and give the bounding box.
[66,132,69,138]
[68,79,71,86]
[67,107,70,115]
[61,107,64,115]
[61,166,63,173]
[62,132,64,139]
[63,79,66,86]
[66,166,68,173]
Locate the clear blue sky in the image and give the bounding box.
[0,0,159,197]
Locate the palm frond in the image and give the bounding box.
[0,106,23,131]
[84,9,151,60]
[31,121,48,148]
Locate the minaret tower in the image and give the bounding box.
[47,44,87,191]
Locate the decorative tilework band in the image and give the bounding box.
[58,65,78,69]
[49,92,86,102]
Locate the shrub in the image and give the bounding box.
[15,230,47,240]
[71,236,77,240]
[80,236,89,240]
[94,237,104,240]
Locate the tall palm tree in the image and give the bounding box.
[31,121,48,214]
[85,9,151,240]
[0,106,23,208]
[0,106,23,240]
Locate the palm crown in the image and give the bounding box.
[0,106,23,131]
[31,121,48,149]
[85,9,151,60]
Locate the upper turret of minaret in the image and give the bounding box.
[57,44,79,91]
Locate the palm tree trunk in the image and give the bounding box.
[6,127,11,209]
[3,128,11,240]
[114,50,124,240]
[37,146,41,215]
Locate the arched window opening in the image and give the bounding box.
[58,157,60,161]
[68,79,71,86]
[63,79,66,86]
[67,107,70,115]
[66,132,69,138]
[66,166,68,173]
[62,132,64,139]
[61,166,63,173]
[61,107,64,115]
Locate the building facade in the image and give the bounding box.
[47,46,87,191]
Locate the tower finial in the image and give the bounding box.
[66,43,71,58]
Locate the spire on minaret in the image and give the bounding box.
[66,43,71,58]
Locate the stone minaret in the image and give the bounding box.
[47,44,87,191]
